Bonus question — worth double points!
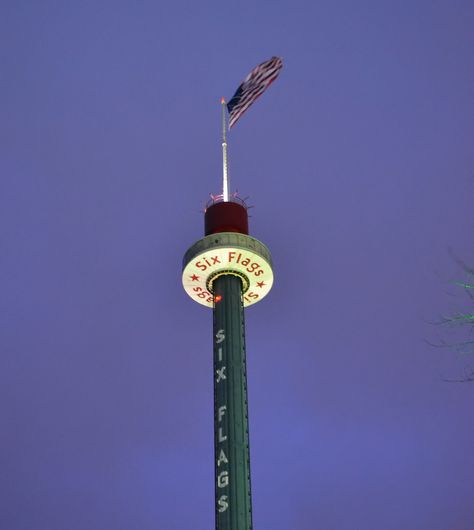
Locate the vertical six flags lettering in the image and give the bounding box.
[215,328,229,513]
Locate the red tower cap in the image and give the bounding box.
[204,200,249,236]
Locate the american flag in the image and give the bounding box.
[227,57,283,129]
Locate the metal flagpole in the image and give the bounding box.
[221,97,229,202]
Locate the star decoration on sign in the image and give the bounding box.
[190,274,200,282]
[256,281,266,288]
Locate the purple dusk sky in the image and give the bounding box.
[1,2,473,529]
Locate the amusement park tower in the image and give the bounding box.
[182,57,281,530]
[182,192,273,530]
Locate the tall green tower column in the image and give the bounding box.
[213,274,252,529]
[182,199,273,530]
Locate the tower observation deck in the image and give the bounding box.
[182,195,274,530]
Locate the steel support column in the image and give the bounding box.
[213,274,252,530]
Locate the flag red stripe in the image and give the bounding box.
[227,57,283,129]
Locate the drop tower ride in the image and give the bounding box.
[182,58,281,530]
[182,192,273,529]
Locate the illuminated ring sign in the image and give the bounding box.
[182,232,274,308]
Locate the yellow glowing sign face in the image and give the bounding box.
[182,247,273,307]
